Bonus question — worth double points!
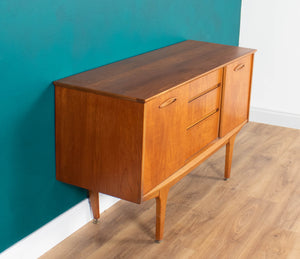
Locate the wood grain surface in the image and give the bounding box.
[187,87,221,127]
[186,111,220,159]
[219,54,254,137]
[142,84,189,193]
[188,68,222,101]
[54,40,255,102]
[42,122,300,259]
[55,86,144,203]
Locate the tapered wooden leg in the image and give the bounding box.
[89,190,100,224]
[224,134,237,180]
[155,187,169,242]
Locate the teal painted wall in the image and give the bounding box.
[0,0,242,252]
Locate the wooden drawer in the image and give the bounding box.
[188,68,223,100]
[186,111,219,159]
[187,87,221,127]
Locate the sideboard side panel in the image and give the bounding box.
[55,87,144,203]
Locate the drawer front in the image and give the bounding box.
[187,87,221,127]
[220,54,253,137]
[186,111,219,159]
[189,68,223,100]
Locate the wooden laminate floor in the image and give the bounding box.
[41,122,300,259]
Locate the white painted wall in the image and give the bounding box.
[240,0,300,129]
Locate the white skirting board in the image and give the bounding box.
[0,194,119,259]
[250,107,300,130]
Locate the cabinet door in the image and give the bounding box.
[219,54,253,137]
[143,85,188,194]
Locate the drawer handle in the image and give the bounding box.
[159,97,177,108]
[234,63,245,72]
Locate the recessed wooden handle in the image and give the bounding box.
[234,63,245,72]
[159,97,177,108]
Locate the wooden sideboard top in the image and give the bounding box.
[54,40,256,103]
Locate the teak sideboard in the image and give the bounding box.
[54,40,256,241]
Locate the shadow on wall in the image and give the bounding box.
[7,85,86,248]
